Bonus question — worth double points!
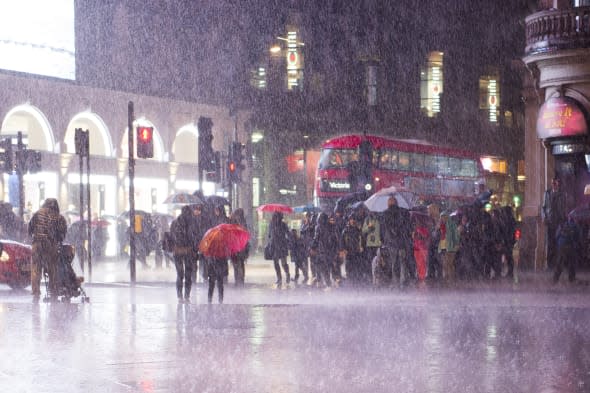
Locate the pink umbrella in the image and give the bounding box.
[256,203,294,214]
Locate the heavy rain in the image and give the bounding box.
[1,1,590,392]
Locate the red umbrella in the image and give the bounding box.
[91,219,111,228]
[198,223,250,259]
[256,203,294,214]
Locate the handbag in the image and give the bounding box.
[264,243,273,261]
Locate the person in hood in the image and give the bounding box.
[28,198,67,302]
[170,205,198,302]
[268,211,290,286]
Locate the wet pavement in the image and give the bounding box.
[1,257,590,392]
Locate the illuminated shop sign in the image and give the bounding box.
[551,143,588,155]
[537,97,588,139]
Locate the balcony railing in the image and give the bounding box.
[525,6,590,56]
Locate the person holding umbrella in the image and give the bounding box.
[170,205,198,303]
[229,208,249,287]
[198,222,250,304]
[267,211,291,286]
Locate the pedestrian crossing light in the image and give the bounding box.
[136,126,154,158]
[230,141,245,182]
[228,159,238,183]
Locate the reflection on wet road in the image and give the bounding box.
[0,288,589,392]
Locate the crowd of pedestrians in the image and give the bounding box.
[1,176,587,304]
[270,193,526,290]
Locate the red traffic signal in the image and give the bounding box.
[136,126,154,158]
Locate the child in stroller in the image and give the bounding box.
[43,243,89,303]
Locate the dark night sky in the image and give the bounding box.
[75,1,532,107]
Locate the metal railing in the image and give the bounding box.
[525,6,590,55]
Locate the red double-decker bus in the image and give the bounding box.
[314,134,486,211]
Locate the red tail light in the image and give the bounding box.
[514,228,521,241]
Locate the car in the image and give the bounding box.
[0,240,32,289]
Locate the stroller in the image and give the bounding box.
[43,243,90,303]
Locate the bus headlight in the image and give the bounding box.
[364,183,372,191]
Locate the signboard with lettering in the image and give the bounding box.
[537,97,588,139]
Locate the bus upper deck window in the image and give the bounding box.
[380,152,391,169]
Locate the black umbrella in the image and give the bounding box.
[206,195,230,207]
[334,191,370,213]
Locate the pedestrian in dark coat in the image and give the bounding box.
[289,228,308,284]
[212,205,229,281]
[499,206,517,278]
[340,214,363,286]
[229,208,249,287]
[0,202,26,242]
[170,205,198,302]
[553,215,582,283]
[190,204,208,283]
[268,211,290,285]
[300,212,316,284]
[380,195,412,286]
[311,212,338,288]
[28,198,68,302]
[542,177,567,269]
[331,209,346,283]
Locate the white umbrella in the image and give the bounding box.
[363,186,415,212]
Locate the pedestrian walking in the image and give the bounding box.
[207,256,227,304]
[331,210,346,284]
[267,211,291,286]
[553,214,582,283]
[426,204,442,280]
[380,195,412,287]
[170,206,198,303]
[311,212,338,288]
[499,206,517,278]
[371,247,389,288]
[299,212,316,284]
[229,208,249,287]
[340,213,364,286]
[28,198,68,303]
[542,177,567,269]
[288,228,308,285]
[362,211,382,283]
[211,205,229,283]
[440,211,460,282]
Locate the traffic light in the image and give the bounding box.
[228,143,239,183]
[198,116,215,171]
[0,138,13,173]
[230,141,246,182]
[205,151,221,183]
[136,126,154,158]
[75,128,89,157]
